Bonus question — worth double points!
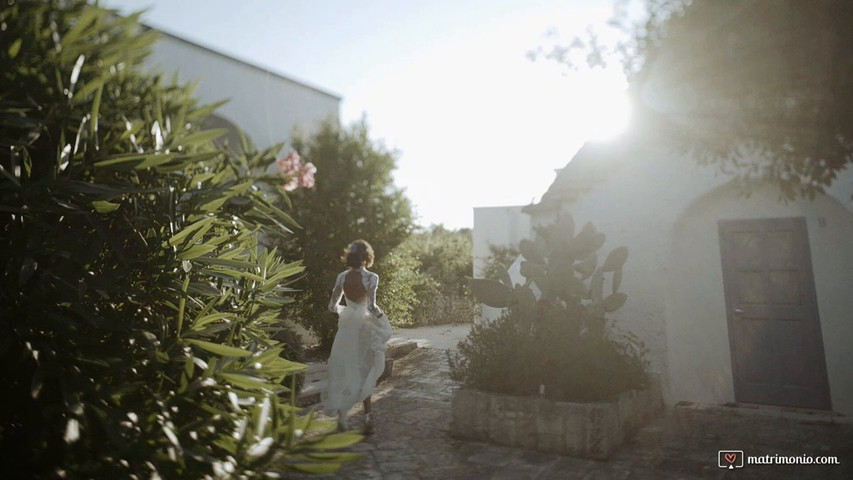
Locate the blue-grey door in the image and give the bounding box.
[718,217,831,410]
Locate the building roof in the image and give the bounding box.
[523,141,622,214]
[523,113,673,214]
[145,24,342,102]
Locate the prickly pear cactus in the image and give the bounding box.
[469,214,628,329]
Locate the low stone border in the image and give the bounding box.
[451,378,662,459]
[386,340,418,360]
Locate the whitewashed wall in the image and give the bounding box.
[145,31,340,150]
[472,206,532,323]
[477,135,853,416]
[530,140,853,416]
[666,182,853,415]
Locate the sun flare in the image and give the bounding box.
[580,88,631,140]
[571,68,631,141]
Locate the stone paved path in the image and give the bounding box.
[298,347,853,479]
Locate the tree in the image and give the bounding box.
[0,1,360,477]
[534,0,853,200]
[281,120,415,349]
[397,225,479,325]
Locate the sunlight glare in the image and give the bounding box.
[571,67,631,141]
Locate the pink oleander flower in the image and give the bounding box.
[277,152,316,191]
[277,152,302,178]
[299,162,316,189]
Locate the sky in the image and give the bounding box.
[101,0,633,229]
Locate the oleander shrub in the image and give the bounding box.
[0,1,360,477]
[449,215,647,402]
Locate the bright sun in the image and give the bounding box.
[515,64,632,150]
[570,67,631,141]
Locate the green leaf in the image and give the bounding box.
[248,194,300,230]
[199,196,228,213]
[257,296,294,307]
[91,200,120,213]
[185,339,252,358]
[264,262,305,287]
[178,128,227,148]
[186,282,222,296]
[519,238,544,263]
[289,463,345,475]
[496,267,513,288]
[72,74,107,102]
[62,6,100,46]
[306,432,364,450]
[512,285,538,321]
[468,278,514,308]
[612,266,623,293]
[219,373,272,391]
[177,275,190,335]
[8,38,22,59]
[190,172,216,185]
[94,153,167,169]
[590,269,604,302]
[601,292,627,313]
[301,452,364,463]
[568,229,606,258]
[192,256,256,270]
[191,312,235,330]
[519,260,546,283]
[0,163,21,189]
[89,83,103,139]
[166,216,216,247]
[602,247,629,272]
[177,244,217,260]
[574,255,598,279]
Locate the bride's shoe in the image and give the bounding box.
[363,413,374,435]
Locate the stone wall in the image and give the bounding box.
[451,379,663,459]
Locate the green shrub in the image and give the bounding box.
[397,225,479,325]
[414,291,479,326]
[0,1,359,477]
[450,215,647,402]
[372,249,419,328]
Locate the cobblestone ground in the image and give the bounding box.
[297,348,853,479]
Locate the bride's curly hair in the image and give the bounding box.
[342,239,374,268]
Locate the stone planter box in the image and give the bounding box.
[451,379,662,459]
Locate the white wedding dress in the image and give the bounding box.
[323,268,393,419]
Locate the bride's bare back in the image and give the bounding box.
[343,269,367,302]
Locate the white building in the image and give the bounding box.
[473,1,853,417]
[143,28,340,151]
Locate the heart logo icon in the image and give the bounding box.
[718,450,744,469]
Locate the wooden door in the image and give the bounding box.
[718,217,831,410]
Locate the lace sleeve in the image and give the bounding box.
[328,272,345,313]
[366,272,384,317]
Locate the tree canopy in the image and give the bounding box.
[536,0,853,199]
[279,119,415,349]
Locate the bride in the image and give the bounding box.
[323,239,392,433]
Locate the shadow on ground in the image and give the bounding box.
[296,348,853,480]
